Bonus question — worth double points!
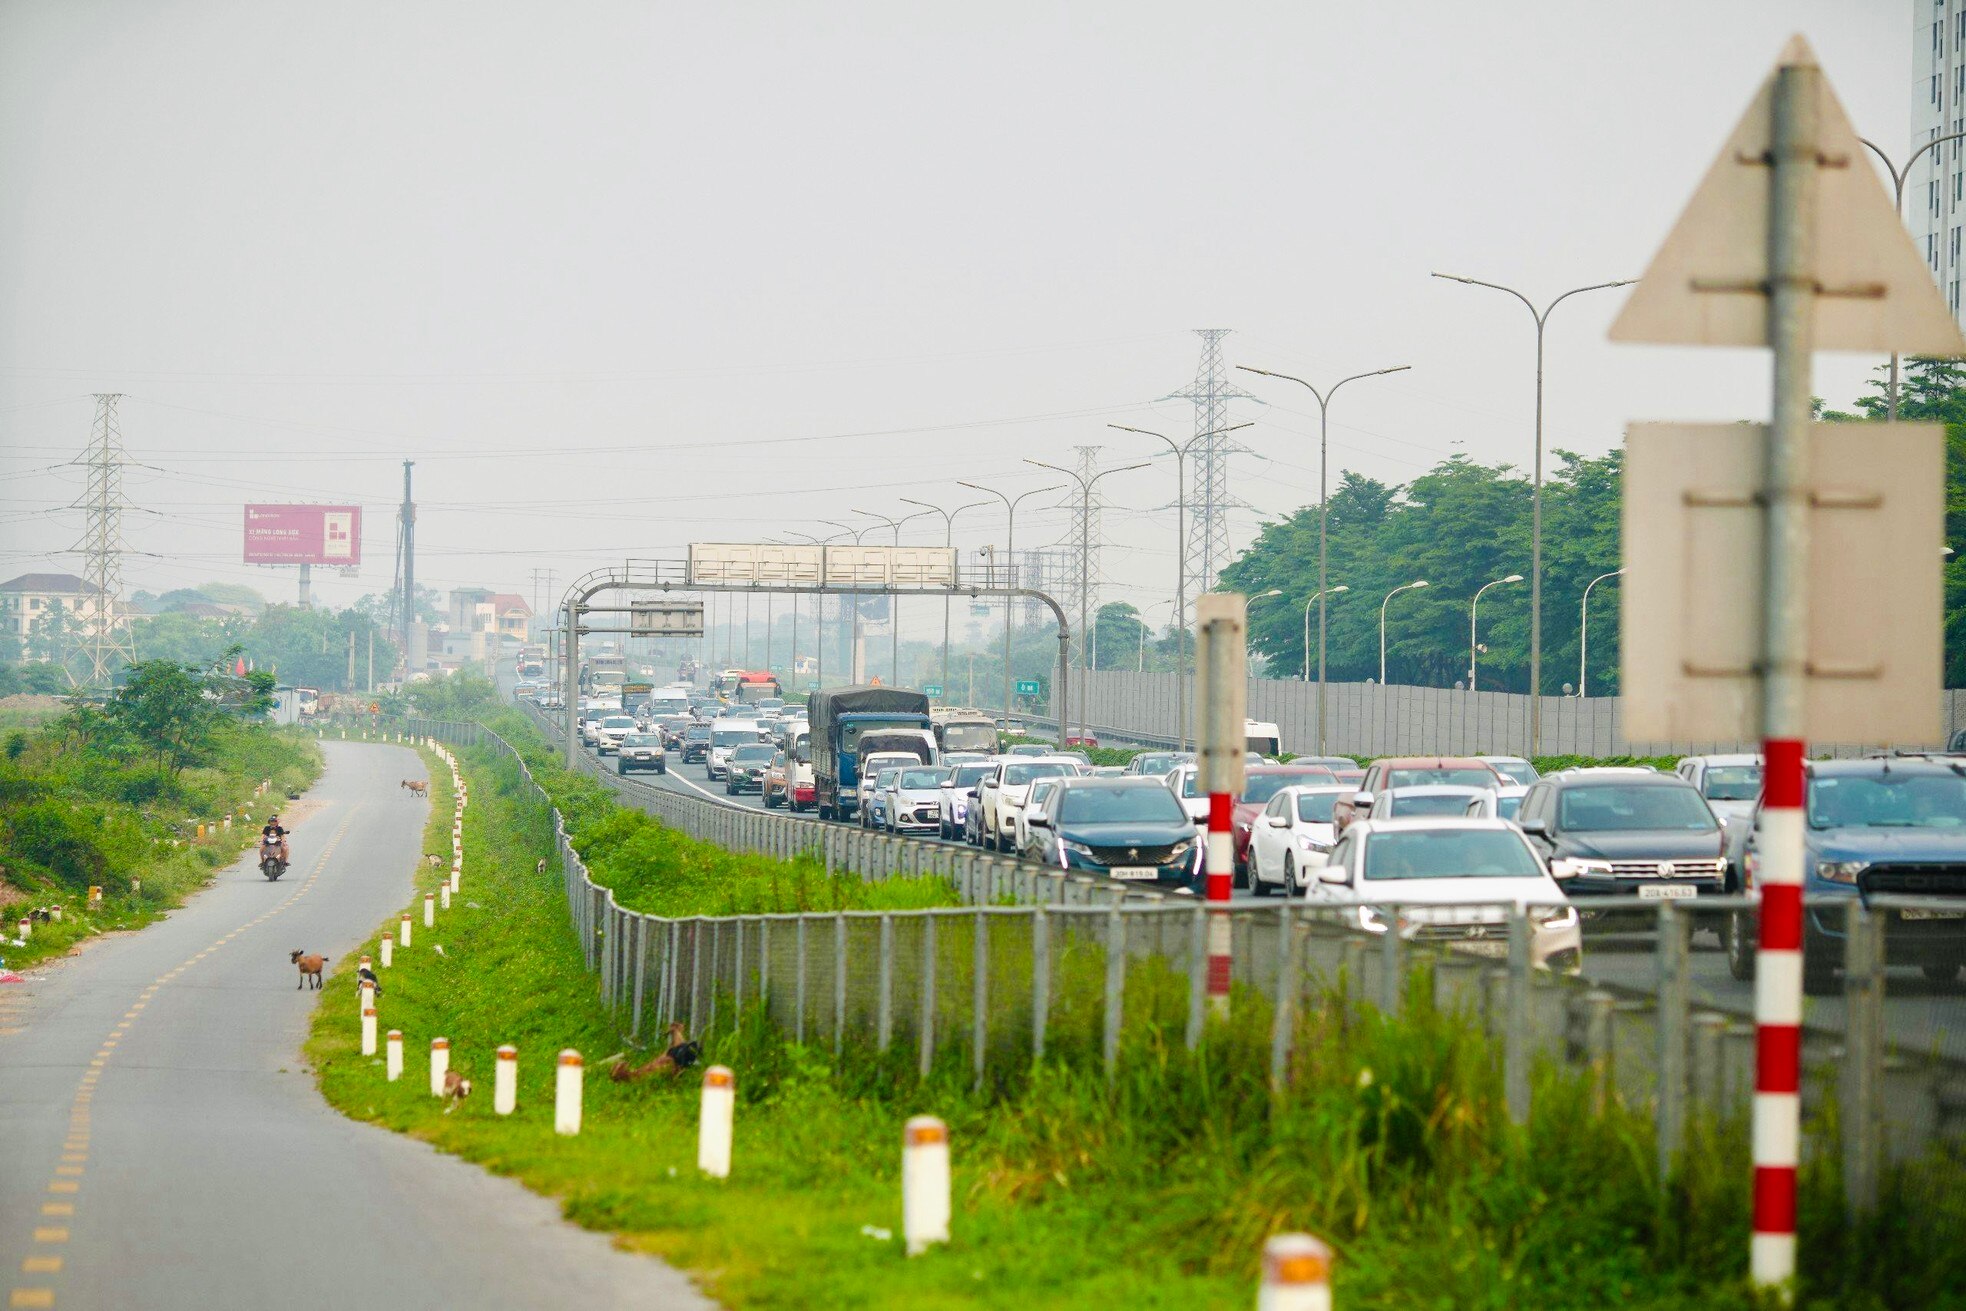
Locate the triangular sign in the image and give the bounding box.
[1611,34,1966,354]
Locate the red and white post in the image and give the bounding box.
[698,1066,735,1178]
[385,1030,403,1082]
[554,1050,583,1135]
[1752,742,1805,1287]
[902,1116,951,1255]
[1194,594,1248,1018]
[1259,1233,1333,1311]
[428,1037,450,1096]
[493,1044,518,1115]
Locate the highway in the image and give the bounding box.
[0,742,709,1311]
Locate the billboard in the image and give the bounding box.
[688,542,957,588]
[243,505,362,566]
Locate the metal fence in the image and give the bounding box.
[1074,668,1966,758]
[393,716,1966,1212]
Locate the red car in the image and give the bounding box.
[1232,764,1339,877]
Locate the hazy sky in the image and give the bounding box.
[0,1,1913,639]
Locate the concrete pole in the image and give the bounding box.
[1195,594,1246,1017]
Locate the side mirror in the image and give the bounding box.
[940,779,954,788]
[1518,816,1548,836]
[1267,815,1290,828]
[966,789,980,799]
[1351,791,1375,810]
[1319,866,1349,885]
[1029,814,1050,828]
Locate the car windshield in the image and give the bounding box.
[1005,762,1074,786]
[731,746,774,762]
[1058,787,1187,824]
[951,764,994,788]
[1362,829,1543,880]
[1487,761,1537,785]
[899,768,948,789]
[1386,792,1479,817]
[1557,785,1716,832]
[1243,770,1333,804]
[712,727,757,746]
[874,769,900,787]
[1294,792,1340,823]
[622,735,660,747]
[941,724,997,752]
[1387,767,1497,789]
[1703,766,1762,801]
[1809,773,1966,829]
[686,724,711,739]
[603,717,634,730]
[1495,794,1524,821]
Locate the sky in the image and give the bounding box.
[0,0,1919,642]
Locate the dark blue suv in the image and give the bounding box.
[1027,778,1199,890]
[1728,757,1966,992]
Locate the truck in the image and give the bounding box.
[581,653,627,696]
[733,671,783,704]
[930,708,999,756]
[807,684,937,821]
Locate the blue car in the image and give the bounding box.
[1027,778,1200,890]
[1729,757,1966,992]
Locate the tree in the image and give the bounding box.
[103,659,221,778]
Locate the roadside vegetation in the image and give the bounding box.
[0,654,321,970]
[307,710,1963,1308]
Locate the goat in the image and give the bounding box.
[424,854,442,868]
[441,1069,473,1112]
[401,779,428,797]
[290,950,328,990]
[535,858,547,875]
[355,965,383,997]
[608,1022,700,1083]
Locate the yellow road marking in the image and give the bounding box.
[10,1289,55,1307]
[46,1183,76,1195]
[38,1205,70,1218]
[58,1155,83,1164]
[53,1167,82,1178]
[30,1231,65,1244]
[19,1258,58,1275]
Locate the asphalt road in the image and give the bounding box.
[0,741,710,1311]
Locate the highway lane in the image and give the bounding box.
[0,741,710,1311]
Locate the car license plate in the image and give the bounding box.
[1109,867,1158,881]
[1457,940,1509,957]
[1900,908,1966,921]
[1638,884,1698,900]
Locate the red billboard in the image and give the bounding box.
[243,505,363,566]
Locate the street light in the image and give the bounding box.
[785,528,848,691]
[1235,365,1408,755]
[1432,272,1634,754]
[821,518,875,683]
[1107,421,1254,752]
[1860,132,1966,421]
[900,495,991,695]
[958,479,1066,723]
[1578,568,1624,698]
[1379,580,1428,684]
[851,507,935,684]
[1301,586,1348,680]
[1468,573,1524,691]
[1026,456,1149,745]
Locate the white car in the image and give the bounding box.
[1477,755,1541,787]
[859,751,926,826]
[595,715,637,755]
[1314,818,1582,973]
[707,722,767,779]
[1246,784,1351,897]
[881,764,952,834]
[1014,777,1068,856]
[1163,763,1210,825]
[1464,785,1529,822]
[975,757,1082,852]
[939,761,998,840]
[1372,784,1494,820]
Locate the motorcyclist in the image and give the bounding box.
[260,814,290,867]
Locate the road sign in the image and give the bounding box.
[1014,679,1041,697]
[806,681,820,693]
[1621,421,1942,743]
[688,543,958,589]
[923,684,943,698]
[1611,35,1966,354]
[629,601,705,637]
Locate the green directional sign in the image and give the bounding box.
[923,683,944,697]
[1015,679,1041,696]
[806,681,820,692]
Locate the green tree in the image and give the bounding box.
[103,659,221,777]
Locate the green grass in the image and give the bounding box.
[306,735,1966,1309]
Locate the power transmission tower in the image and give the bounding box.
[395,461,416,668]
[1163,328,1253,596]
[1068,445,1103,668]
[67,393,138,687]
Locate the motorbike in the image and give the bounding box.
[259,834,289,881]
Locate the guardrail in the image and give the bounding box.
[390,715,1966,1216]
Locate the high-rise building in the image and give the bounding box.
[1913,0,1966,319]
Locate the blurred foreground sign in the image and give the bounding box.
[1621,421,1942,742]
[630,602,705,637]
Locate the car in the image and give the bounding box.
[595,715,637,755]
[1315,818,1581,972]
[1164,764,1211,825]
[863,765,904,828]
[762,749,815,811]
[1247,784,1351,898]
[1514,769,1729,916]
[941,761,997,840]
[973,757,1083,852]
[1026,778,1200,888]
[707,722,768,779]
[1334,757,1504,833]
[1087,765,1126,778]
[724,743,776,794]
[653,714,693,748]
[1373,784,1495,820]
[1006,743,1052,758]
[1014,777,1069,855]
[1674,753,1763,826]
[577,710,610,746]
[1463,785,1529,822]
[615,732,667,775]
[857,752,924,827]
[1123,751,1193,780]
[1290,755,1361,775]
[1232,764,1342,879]
[1727,757,1966,992]
[943,751,988,767]
[882,765,952,835]
[1477,756,1540,787]
[679,721,713,764]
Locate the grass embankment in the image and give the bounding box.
[308,726,1965,1309]
[0,716,320,970]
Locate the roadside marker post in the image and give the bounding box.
[399,912,412,948]
[1611,36,1963,1299]
[440,882,451,910]
[428,1037,450,1096]
[357,980,375,1021]
[423,892,436,929]
[493,1045,518,1115]
[360,1006,377,1056]
[698,1066,735,1178]
[1259,1233,1333,1311]
[385,1030,403,1082]
[1194,594,1248,1018]
[379,936,393,968]
[902,1116,951,1255]
[554,1050,583,1136]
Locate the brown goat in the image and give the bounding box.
[441,1069,473,1112]
[608,1022,701,1083]
[401,779,428,797]
[290,950,328,990]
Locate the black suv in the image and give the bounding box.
[679,722,713,764]
[1515,770,1728,916]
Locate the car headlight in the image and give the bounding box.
[1168,838,1194,858]
[1550,857,1613,880]
[1540,905,1579,930]
[1060,839,1096,858]
[1297,834,1331,853]
[1817,860,1868,884]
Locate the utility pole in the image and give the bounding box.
[68,394,138,687]
[900,496,989,694]
[1195,593,1246,1018]
[398,461,417,665]
[960,481,1065,725]
[1027,455,1148,745]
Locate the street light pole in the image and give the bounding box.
[821,518,874,683]
[1578,568,1624,698]
[1859,132,1966,420]
[1468,573,1524,691]
[1431,273,1634,755]
[1301,586,1348,680]
[786,529,847,693]
[851,508,934,684]
[1235,365,1409,755]
[900,496,990,696]
[959,480,1065,724]
[1379,580,1429,684]
[1026,457,1149,745]
[1108,421,1252,753]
